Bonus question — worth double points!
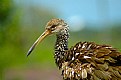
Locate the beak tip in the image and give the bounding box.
[26,43,36,57]
[26,51,30,57]
[26,48,33,57]
[26,54,29,57]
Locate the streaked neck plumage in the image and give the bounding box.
[54,25,69,68]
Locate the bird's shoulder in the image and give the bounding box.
[64,41,121,67]
[68,41,121,60]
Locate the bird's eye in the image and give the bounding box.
[51,25,57,31]
[51,25,57,28]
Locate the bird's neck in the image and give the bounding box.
[54,26,69,67]
[55,27,69,51]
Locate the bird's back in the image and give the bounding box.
[61,42,121,80]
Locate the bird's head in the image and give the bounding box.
[45,18,66,33]
[27,19,67,56]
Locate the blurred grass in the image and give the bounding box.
[0,0,121,80]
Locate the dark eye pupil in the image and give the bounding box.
[51,25,56,28]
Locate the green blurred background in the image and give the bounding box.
[0,0,121,80]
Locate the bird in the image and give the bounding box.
[27,19,121,80]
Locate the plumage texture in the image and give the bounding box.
[28,19,121,80]
[48,19,121,80]
[61,42,121,80]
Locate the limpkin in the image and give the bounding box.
[27,19,121,80]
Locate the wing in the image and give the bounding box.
[61,42,121,80]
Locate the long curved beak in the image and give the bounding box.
[27,30,50,57]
